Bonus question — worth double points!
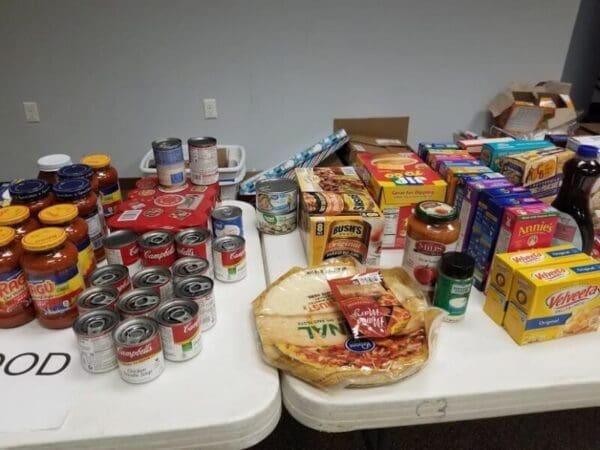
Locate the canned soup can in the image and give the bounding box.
[132,266,173,301]
[256,209,297,235]
[113,317,165,384]
[174,276,216,331]
[188,137,218,186]
[139,230,177,267]
[211,205,243,238]
[104,229,141,274]
[212,235,247,282]
[172,256,211,282]
[256,179,298,214]
[175,227,212,261]
[73,309,120,373]
[151,138,186,188]
[117,288,162,319]
[90,264,131,295]
[156,300,202,362]
[77,286,119,314]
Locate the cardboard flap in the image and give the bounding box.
[535,80,572,95]
[350,134,408,148]
[489,91,515,117]
[333,117,409,143]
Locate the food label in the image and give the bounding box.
[0,268,31,314]
[27,265,84,315]
[213,218,243,238]
[116,335,165,383]
[402,238,456,298]
[77,334,118,373]
[553,212,583,250]
[433,273,473,321]
[323,220,370,263]
[142,244,177,267]
[105,241,141,273]
[159,318,202,361]
[189,145,219,185]
[76,236,96,279]
[84,211,105,251]
[99,183,123,218]
[214,247,246,283]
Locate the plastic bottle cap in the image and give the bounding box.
[81,154,111,169]
[39,204,78,225]
[577,145,599,159]
[0,226,16,247]
[53,178,92,200]
[37,154,73,172]
[440,252,475,279]
[9,179,51,201]
[57,164,93,180]
[0,205,30,226]
[22,227,67,252]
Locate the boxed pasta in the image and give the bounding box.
[494,203,559,254]
[480,140,554,171]
[417,142,461,161]
[441,162,494,205]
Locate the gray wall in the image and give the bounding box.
[0,0,579,179]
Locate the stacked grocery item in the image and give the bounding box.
[255,179,298,235]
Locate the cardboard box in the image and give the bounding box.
[441,162,494,205]
[354,152,446,249]
[503,260,600,345]
[566,135,600,151]
[480,140,554,171]
[295,167,384,267]
[494,204,559,254]
[427,152,473,171]
[417,142,461,161]
[453,173,508,210]
[457,137,514,158]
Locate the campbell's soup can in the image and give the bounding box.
[172,256,211,282]
[104,230,142,275]
[113,317,164,384]
[90,264,131,295]
[211,206,243,238]
[73,309,119,373]
[76,286,119,315]
[155,300,202,362]
[173,276,216,331]
[138,230,177,267]
[151,138,186,188]
[188,137,218,186]
[175,227,212,262]
[132,266,173,301]
[212,235,246,282]
[117,288,161,319]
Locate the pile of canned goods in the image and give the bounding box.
[255,179,298,235]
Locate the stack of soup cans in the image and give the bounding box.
[255,179,298,235]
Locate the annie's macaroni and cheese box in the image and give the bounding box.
[494,203,559,254]
[503,261,600,345]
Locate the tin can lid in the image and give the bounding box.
[53,178,92,200]
[39,204,78,225]
[0,226,16,247]
[58,163,93,180]
[81,154,111,169]
[415,201,457,223]
[9,179,51,201]
[188,136,217,147]
[73,309,119,335]
[0,205,30,226]
[37,154,73,172]
[22,227,67,251]
[152,138,182,150]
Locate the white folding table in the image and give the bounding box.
[261,230,600,432]
[0,201,281,449]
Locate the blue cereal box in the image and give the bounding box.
[480,140,554,171]
[453,173,507,210]
[417,142,460,160]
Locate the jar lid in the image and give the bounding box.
[37,154,73,172]
[0,205,30,225]
[440,252,475,279]
[39,204,78,225]
[81,154,111,169]
[577,145,599,159]
[53,178,92,200]
[9,179,51,201]
[0,226,16,247]
[22,227,67,252]
[415,201,458,223]
[57,164,93,180]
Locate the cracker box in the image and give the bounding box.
[483,245,589,325]
[295,167,384,267]
[417,142,461,161]
[355,152,446,249]
[480,140,554,171]
[503,261,600,345]
[494,203,559,254]
[457,137,514,158]
[443,163,494,205]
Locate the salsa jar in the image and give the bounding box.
[9,179,55,218]
[21,227,85,329]
[0,226,35,328]
[80,154,122,218]
[37,154,73,185]
[0,205,41,243]
[53,178,106,261]
[401,201,460,300]
[39,204,97,285]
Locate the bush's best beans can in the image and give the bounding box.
[151,138,186,189]
[73,309,119,373]
[155,300,202,362]
[211,206,243,238]
[212,235,247,282]
[188,136,218,186]
[173,276,216,331]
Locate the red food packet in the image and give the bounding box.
[328,271,411,338]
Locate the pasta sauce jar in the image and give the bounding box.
[21,227,85,329]
[37,154,73,185]
[0,205,40,243]
[80,154,122,218]
[39,204,97,285]
[0,226,35,328]
[401,201,460,300]
[9,179,55,218]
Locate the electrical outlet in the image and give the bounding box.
[203,98,218,119]
[23,102,40,122]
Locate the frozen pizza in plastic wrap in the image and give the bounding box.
[253,258,443,389]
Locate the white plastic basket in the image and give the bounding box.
[220,167,247,200]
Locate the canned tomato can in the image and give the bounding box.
[188,136,218,186]
[256,209,297,235]
[138,230,177,267]
[173,276,216,331]
[117,288,162,319]
[104,230,142,275]
[155,300,202,362]
[151,138,186,188]
[175,227,212,262]
[211,205,243,238]
[73,309,119,373]
[172,257,211,282]
[212,235,247,282]
[132,266,173,301]
[113,317,165,384]
[256,179,298,214]
[90,264,131,295]
[77,286,119,314]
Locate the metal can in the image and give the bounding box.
[211,205,243,238]
[212,235,247,282]
[73,309,119,373]
[113,317,165,384]
[104,230,142,275]
[155,300,202,362]
[173,276,216,331]
[175,227,212,261]
[77,286,119,315]
[256,209,297,235]
[138,230,177,267]
[256,179,298,214]
[132,266,173,301]
[90,264,131,295]
[172,257,211,282]
[188,136,218,186]
[117,288,162,319]
[151,138,186,188]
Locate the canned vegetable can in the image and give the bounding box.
[188,137,218,186]
[211,206,243,238]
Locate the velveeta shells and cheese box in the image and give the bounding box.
[355,152,446,249]
[503,261,600,345]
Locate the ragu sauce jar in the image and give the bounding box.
[21,227,85,329]
[80,154,122,218]
[0,226,35,328]
[9,179,55,218]
[0,205,40,243]
[37,154,73,185]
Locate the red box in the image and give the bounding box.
[494,203,559,253]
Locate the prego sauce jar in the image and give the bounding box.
[80,154,122,218]
[0,205,41,243]
[9,179,55,218]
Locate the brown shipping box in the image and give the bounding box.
[333,117,413,165]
